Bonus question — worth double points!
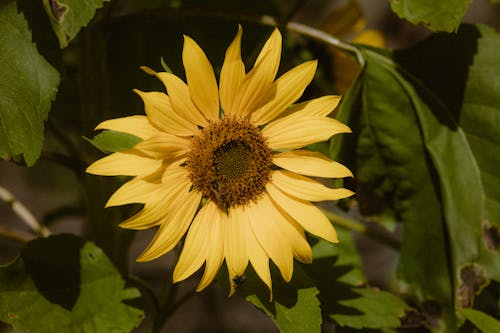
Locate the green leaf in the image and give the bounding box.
[0,1,60,166]
[337,23,500,331]
[341,47,455,331]
[160,57,173,73]
[42,0,111,47]
[0,234,144,333]
[247,286,322,333]
[307,229,409,330]
[388,0,472,32]
[394,23,500,300]
[332,288,408,329]
[234,228,408,332]
[236,264,322,333]
[85,130,142,153]
[460,308,500,332]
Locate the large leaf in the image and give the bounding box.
[0,234,144,333]
[335,23,500,331]
[388,0,472,32]
[42,0,111,47]
[394,23,500,297]
[336,48,455,331]
[0,1,60,166]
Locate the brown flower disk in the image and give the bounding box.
[186,117,273,211]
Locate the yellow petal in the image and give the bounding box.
[161,160,189,183]
[226,207,249,295]
[173,201,215,283]
[133,133,190,159]
[272,150,353,178]
[86,149,161,176]
[134,89,198,136]
[220,25,245,116]
[183,35,219,120]
[148,70,208,127]
[271,170,354,202]
[137,190,202,261]
[239,205,272,295]
[283,95,342,119]
[263,116,351,150]
[269,197,312,264]
[232,28,282,116]
[248,194,294,282]
[266,182,338,243]
[119,167,190,230]
[95,115,160,139]
[196,205,227,291]
[251,60,317,126]
[106,171,163,207]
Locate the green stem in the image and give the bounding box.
[323,209,366,233]
[322,209,401,250]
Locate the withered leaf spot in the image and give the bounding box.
[49,0,68,21]
[457,264,486,308]
[400,309,427,329]
[482,223,499,251]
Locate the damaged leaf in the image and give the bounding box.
[42,0,111,47]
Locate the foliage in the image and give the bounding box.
[0,1,59,166]
[42,0,111,47]
[0,234,143,333]
[0,0,499,332]
[388,0,472,32]
[239,229,408,332]
[460,308,500,332]
[86,130,142,153]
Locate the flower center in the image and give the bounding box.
[214,141,253,180]
[186,117,272,211]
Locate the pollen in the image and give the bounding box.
[186,117,273,211]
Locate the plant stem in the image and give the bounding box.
[0,185,50,237]
[47,119,84,162]
[322,208,401,250]
[282,19,365,66]
[127,274,161,313]
[41,150,86,175]
[0,225,34,243]
[153,282,196,332]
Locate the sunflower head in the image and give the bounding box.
[186,116,273,211]
[87,25,354,297]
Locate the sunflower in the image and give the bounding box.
[86,25,354,295]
